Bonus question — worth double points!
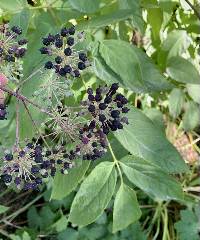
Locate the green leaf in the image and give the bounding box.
[169,88,185,119]
[0,0,27,12]
[10,8,31,36]
[114,106,188,173]
[182,102,200,131]
[143,108,165,131]
[78,10,134,30]
[51,160,90,200]
[58,228,78,240]
[69,162,116,226]
[158,30,189,68]
[186,84,200,104]
[147,6,163,44]
[118,0,144,33]
[175,206,200,240]
[166,56,200,84]
[113,184,141,232]
[0,204,9,214]
[98,40,172,93]
[69,0,101,13]
[120,156,183,200]
[53,215,68,232]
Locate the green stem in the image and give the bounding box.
[0,229,12,239]
[107,140,123,183]
[0,189,10,198]
[0,194,43,223]
[162,206,169,240]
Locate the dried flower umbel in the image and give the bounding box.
[40,26,90,78]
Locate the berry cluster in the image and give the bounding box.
[0,24,27,63]
[0,143,75,191]
[83,83,129,135]
[76,125,107,160]
[0,104,7,120]
[40,26,89,78]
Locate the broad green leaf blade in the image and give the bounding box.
[182,102,200,131]
[118,0,144,33]
[69,0,101,13]
[169,88,185,119]
[157,30,189,67]
[0,204,9,214]
[93,54,121,85]
[166,56,200,84]
[114,106,188,173]
[10,8,31,36]
[0,0,27,12]
[78,10,134,30]
[51,160,90,200]
[186,84,200,104]
[69,162,116,226]
[99,40,172,93]
[175,206,200,240]
[120,156,183,200]
[113,184,141,233]
[147,6,163,44]
[143,108,165,132]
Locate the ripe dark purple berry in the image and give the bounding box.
[78,62,86,70]
[88,94,95,101]
[2,174,12,183]
[73,69,80,77]
[59,68,66,76]
[55,56,62,64]
[122,107,129,113]
[67,37,74,46]
[104,96,112,104]
[79,52,87,62]
[64,65,72,73]
[103,126,109,135]
[5,154,13,161]
[99,114,106,122]
[39,47,49,54]
[110,83,119,91]
[55,38,63,48]
[5,55,15,62]
[60,27,68,37]
[18,39,28,45]
[45,61,54,69]
[68,26,75,35]
[64,47,72,56]
[88,104,95,112]
[99,103,107,110]
[31,166,40,174]
[87,88,93,95]
[0,107,7,120]
[11,26,22,35]
[42,37,50,46]
[95,94,102,102]
[111,110,120,118]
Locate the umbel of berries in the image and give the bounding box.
[0,24,28,64]
[76,124,108,161]
[0,143,76,190]
[40,25,90,78]
[83,83,129,135]
[0,144,45,190]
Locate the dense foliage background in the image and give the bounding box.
[0,0,200,239]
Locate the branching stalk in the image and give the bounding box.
[184,0,200,20]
